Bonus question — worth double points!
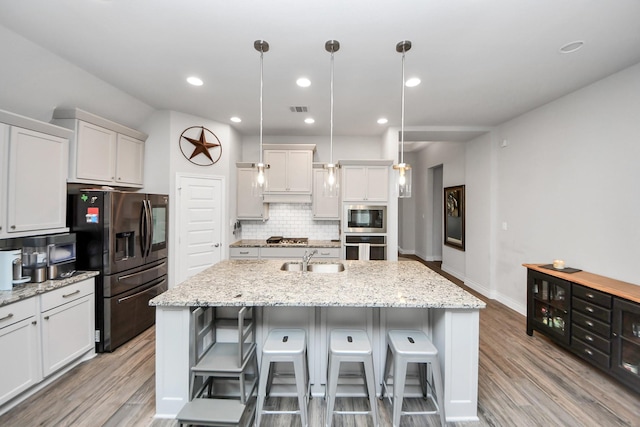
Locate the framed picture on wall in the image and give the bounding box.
[444,185,465,251]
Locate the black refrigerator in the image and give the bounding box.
[68,189,169,352]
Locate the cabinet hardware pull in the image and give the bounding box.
[11,225,16,229]
[44,316,50,320]
[585,320,594,327]
[63,290,81,298]
[585,335,594,342]
[240,251,249,254]
[32,321,37,325]
[0,313,14,322]
[586,293,595,299]
[586,307,594,313]
[584,349,593,356]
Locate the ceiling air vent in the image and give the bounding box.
[289,106,309,113]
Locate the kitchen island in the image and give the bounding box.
[150,259,486,422]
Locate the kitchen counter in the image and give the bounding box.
[153,260,484,422]
[150,259,485,308]
[230,239,341,248]
[0,271,100,307]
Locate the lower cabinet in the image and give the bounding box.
[525,266,640,393]
[40,279,95,377]
[229,246,340,260]
[0,278,95,410]
[0,298,41,406]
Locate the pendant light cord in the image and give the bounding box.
[400,48,405,165]
[330,49,334,163]
[259,49,264,164]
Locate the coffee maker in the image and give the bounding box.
[0,248,26,290]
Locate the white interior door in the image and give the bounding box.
[176,175,223,284]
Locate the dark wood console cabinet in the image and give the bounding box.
[525,264,640,394]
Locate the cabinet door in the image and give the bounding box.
[312,168,340,219]
[0,300,41,406]
[0,124,7,237]
[76,121,117,183]
[7,127,68,233]
[264,150,288,192]
[287,150,313,193]
[526,270,571,344]
[365,166,389,202]
[237,167,268,220]
[115,134,144,187]
[41,294,94,377]
[342,166,367,201]
[611,298,640,391]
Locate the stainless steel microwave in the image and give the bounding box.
[344,205,387,233]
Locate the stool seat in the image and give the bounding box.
[382,329,446,427]
[256,329,309,427]
[326,329,379,427]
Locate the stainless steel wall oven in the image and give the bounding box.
[344,235,387,260]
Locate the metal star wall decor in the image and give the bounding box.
[179,126,223,166]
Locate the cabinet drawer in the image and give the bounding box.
[229,247,259,259]
[41,279,94,312]
[572,310,610,337]
[0,298,37,328]
[314,248,340,258]
[572,337,610,369]
[572,296,611,323]
[572,325,611,354]
[573,284,612,309]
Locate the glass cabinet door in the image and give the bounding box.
[527,271,571,344]
[612,298,640,388]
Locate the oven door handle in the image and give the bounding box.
[117,261,167,281]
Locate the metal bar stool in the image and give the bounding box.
[256,329,310,427]
[325,329,379,427]
[381,329,446,427]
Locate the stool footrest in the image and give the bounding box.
[176,397,255,426]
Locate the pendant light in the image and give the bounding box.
[324,40,340,197]
[393,40,412,198]
[252,40,270,196]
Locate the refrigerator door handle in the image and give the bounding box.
[146,199,154,258]
[117,261,167,281]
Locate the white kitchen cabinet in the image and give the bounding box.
[5,126,69,236]
[52,108,147,188]
[0,124,7,237]
[263,144,315,203]
[341,164,390,202]
[40,278,95,377]
[0,298,42,406]
[312,167,340,219]
[236,165,269,220]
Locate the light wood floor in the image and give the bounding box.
[1,259,639,426]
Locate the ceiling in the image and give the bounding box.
[1,0,639,140]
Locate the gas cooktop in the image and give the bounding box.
[266,236,309,246]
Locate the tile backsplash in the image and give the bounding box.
[240,203,340,240]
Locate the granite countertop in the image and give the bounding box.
[150,259,486,309]
[230,239,341,248]
[0,271,100,307]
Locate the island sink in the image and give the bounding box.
[280,261,345,273]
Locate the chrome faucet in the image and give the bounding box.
[302,249,318,270]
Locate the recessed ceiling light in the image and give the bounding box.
[230,117,241,123]
[186,76,203,86]
[405,78,421,87]
[377,118,388,124]
[297,77,311,87]
[304,118,315,124]
[559,40,584,54]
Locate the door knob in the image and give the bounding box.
[214,243,220,247]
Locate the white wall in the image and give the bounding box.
[494,62,640,313]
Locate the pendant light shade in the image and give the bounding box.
[393,40,412,198]
[324,40,340,198]
[252,40,270,196]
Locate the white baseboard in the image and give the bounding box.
[441,263,466,283]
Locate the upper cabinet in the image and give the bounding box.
[340,161,391,202]
[263,144,315,203]
[236,164,269,221]
[51,108,147,188]
[312,166,340,219]
[0,110,72,238]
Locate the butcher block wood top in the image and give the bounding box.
[524,263,640,304]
